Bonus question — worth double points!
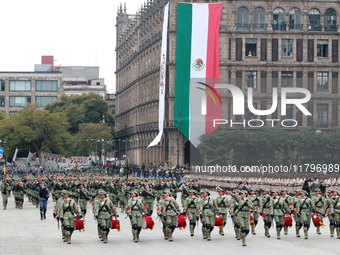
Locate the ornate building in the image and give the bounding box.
[115,0,340,166]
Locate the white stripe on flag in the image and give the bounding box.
[189,4,209,147]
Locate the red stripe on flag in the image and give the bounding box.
[205,4,222,134]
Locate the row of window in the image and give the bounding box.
[0,96,57,107]
[237,7,337,31]
[243,71,330,90]
[0,80,58,92]
[235,38,338,62]
[245,38,331,58]
[244,103,330,128]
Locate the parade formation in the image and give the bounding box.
[1,167,340,247]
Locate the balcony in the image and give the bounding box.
[289,23,303,31]
[236,23,250,31]
[324,24,338,32]
[308,23,321,31]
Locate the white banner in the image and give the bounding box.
[13,148,19,162]
[41,152,89,167]
[148,2,169,148]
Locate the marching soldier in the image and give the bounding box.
[215,189,228,236]
[127,190,146,242]
[59,190,82,244]
[1,179,10,210]
[157,192,168,239]
[94,189,118,243]
[296,190,315,239]
[78,183,90,219]
[183,189,200,236]
[161,189,181,241]
[272,189,289,239]
[311,188,326,234]
[281,188,293,235]
[200,189,219,241]
[260,188,273,238]
[229,189,241,239]
[332,190,340,239]
[141,184,156,216]
[179,182,190,209]
[325,189,335,237]
[292,189,302,237]
[227,190,253,246]
[249,189,260,235]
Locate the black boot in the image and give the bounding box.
[149,210,153,216]
[43,209,46,219]
[41,213,44,220]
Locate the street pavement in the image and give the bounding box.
[0,191,339,255]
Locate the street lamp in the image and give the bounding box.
[101,139,104,165]
[95,139,100,165]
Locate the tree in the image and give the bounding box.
[45,93,114,134]
[73,123,113,160]
[0,110,6,121]
[1,103,71,165]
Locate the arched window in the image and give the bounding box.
[289,8,302,30]
[273,8,285,31]
[325,8,337,31]
[309,9,321,31]
[253,7,266,30]
[237,7,249,30]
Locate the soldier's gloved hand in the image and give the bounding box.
[53,213,56,218]
[244,202,248,206]
[290,210,294,215]
[116,215,119,218]
[231,215,234,219]
[129,215,132,220]
[331,213,335,218]
[94,215,98,220]
[60,217,64,222]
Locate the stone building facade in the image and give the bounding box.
[115,0,340,166]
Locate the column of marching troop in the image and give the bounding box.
[1,175,340,246]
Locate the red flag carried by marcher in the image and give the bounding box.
[76,162,81,172]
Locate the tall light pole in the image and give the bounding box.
[95,139,100,165]
[101,139,104,165]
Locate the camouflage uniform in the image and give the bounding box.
[183,190,200,236]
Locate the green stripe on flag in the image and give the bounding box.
[174,3,192,139]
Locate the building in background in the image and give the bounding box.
[115,0,340,166]
[0,71,62,115]
[35,56,107,99]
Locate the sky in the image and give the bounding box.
[0,0,147,93]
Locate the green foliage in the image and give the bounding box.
[0,110,6,121]
[45,93,114,134]
[73,123,113,157]
[0,103,71,164]
[198,129,340,167]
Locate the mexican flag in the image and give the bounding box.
[174,3,222,147]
